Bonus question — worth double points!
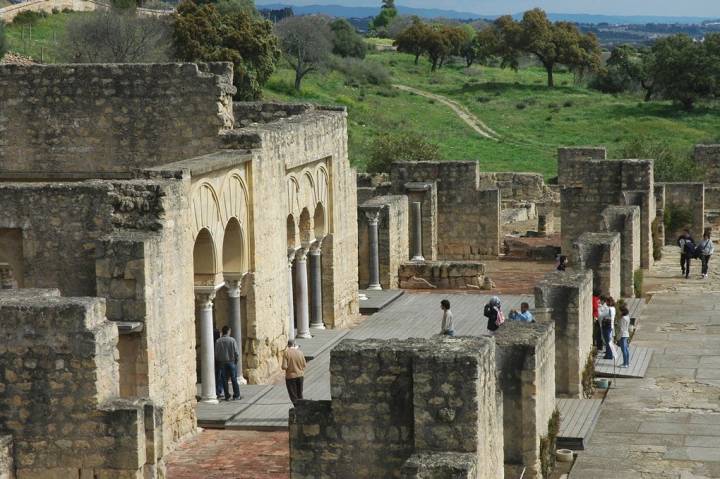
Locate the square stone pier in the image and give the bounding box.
[495,321,556,478]
[535,270,593,398]
[572,232,621,299]
[289,337,503,479]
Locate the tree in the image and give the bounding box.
[0,21,6,60]
[606,45,655,100]
[649,34,717,110]
[367,132,441,173]
[494,9,601,87]
[471,26,501,67]
[62,8,171,63]
[174,0,280,100]
[275,15,333,91]
[329,18,366,59]
[394,17,429,64]
[386,14,415,39]
[371,0,397,31]
[422,27,452,71]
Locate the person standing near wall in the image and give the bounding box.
[484,296,504,335]
[440,299,455,336]
[509,302,534,322]
[678,229,695,279]
[600,297,616,360]
[592,291,603,350]
[556,255,568,271]
[618,305,631,368]
[697,231,715,279]
[283,339,307,406]
[214,326,241,400]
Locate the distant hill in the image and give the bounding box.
[255,3,716,25]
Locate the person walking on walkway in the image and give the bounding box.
[697,231,715,279]
[440,299,455,336]
[618,305,631,368]
[282,339,307,406]
[484,296,504,335]
[678,229,695,279]
[600,297,616,360]
[214,326,241,401]
[509,302,534,322]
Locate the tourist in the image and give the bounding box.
[484,296,504,335]
[618,305,631,368]
[600,296,616,360]
[677,229,695,279]
[214,326,241,401]
[282,339,307,406]
[509,302,534,322]
[697,231,715,279]
[440,299,455,336]
[592,290,603,350]
[556,255,568,271]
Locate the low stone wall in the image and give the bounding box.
[495,321,556,478]
[556,146,607,167]
[573,232,621,299]
[290,337,503,479]
[535,270,593,398]
[659,182,705,243]
[233,102,315,127]
[503,235,561,261]
[398,261,486,289]
[478,172,558,203]
[602,206,641,298]
[0,436,13,479]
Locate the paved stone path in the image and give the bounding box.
[570,247,720,479]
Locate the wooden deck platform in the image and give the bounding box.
[556,399,603,450]
[594,346,653,378]
[295,328,349,360]
[358,289,404,314]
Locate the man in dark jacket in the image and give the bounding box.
[214,326,241,400]
[677,229,695,279]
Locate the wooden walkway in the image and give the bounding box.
[556,399,603,450]
[358,289,404,314]
[594,346,653,378]
[295,328,349,360]
[197,292,533,429]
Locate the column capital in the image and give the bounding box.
[309,241,322,256]
[364,209,382,226]
[225,279,241,298]
[295,248,308,263]
[194,287,216,309]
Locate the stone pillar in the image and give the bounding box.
[411,201,424,262]
[225,279,247,384]
[309,246,325,330]
[294,250,312,338]
[287,256,296,341]
[365,210,382,290]
[196,289,218,404]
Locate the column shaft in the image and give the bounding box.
[294,252,312,338]
[309,249,325,329]
[411,201,424,262]
[226,281,246,384]
[197,292,218,403]
[287,260,296,341]
[366,212,382,291]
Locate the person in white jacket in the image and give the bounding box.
[618,305,631,368]
[600,297,616,360]
[698,231,715,279]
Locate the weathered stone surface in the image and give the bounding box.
[573,232,622,299]
[0,435,13,479]
[658,182,705,242]
[602,206,641,297]
[358,196,409,289]
[398,261,485,289]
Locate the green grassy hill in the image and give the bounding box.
[4,11,79,63]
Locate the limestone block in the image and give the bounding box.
[572,233,622,300]
[602,206,641,298]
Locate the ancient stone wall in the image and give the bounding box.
[495,321,556,478]
[535,270,593,398]
[290,337,503,479]
[0,63,234,176]
[559,155,654,269]
[601,206,641,298]
[233,101,315,127]
[556,146,607,166]
[358,196,409,289]
[478,172,558,203]
[693,144,720,184]
[0,436,12,479]
[573,232,621,299]
[659,183,705,242]
[398,261,485,289]
[0,291,159,477]
[390,162,501,259]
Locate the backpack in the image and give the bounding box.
[685,241,697,257]
[495,308,505,327]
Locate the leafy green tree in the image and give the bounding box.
[367,132,441,173]
[329,18,366,59]
[471,26,501,67]
[620,137,701,182]
[393,17,429,64]
[371,0,397,30]
[173,0,280,100]
[0,21,6,60]
[422,27,452,71]
[606,45,655,100]
[649,34,717,110]
[494,9,601,87]
[275,15,333,91]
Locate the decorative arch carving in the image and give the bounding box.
[287,175,300,216]
[191,182,223,249]
[316,165,330,208]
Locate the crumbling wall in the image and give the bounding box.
[398,261,485,289]
[233,101,315,127]
[358,196,409,289]
[601,206,641,298]
[290,337,503,479]
[0,63,234,176]
[660,183,705,242]
[556,146,607,165]
[478,172,558,203]
[573,233,621,299]
[495,321,556,478]
[0,291,156,477]
[535,270,593,398]
[390,162,501,259]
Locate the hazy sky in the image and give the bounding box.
[259,0,720,17]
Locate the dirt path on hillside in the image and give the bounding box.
[393,84,501,141]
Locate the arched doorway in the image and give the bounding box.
[221,218,246,386]
[194,228,219,403]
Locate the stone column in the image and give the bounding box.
[411,201,424,262]
[225,279,247,385]
[196,289,218,404]
[308,246,325,329]
[287,256,296,341]
[294,250,312,338]
[365,210,382,291]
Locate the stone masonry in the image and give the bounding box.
[289,337,503,479]
[495,321,556,479]
[601,206,641,297]
[693,144,720,184]
[658,182,705,242]
[573,232,622,299]
[398,261,485,289]
[535,270,593,398]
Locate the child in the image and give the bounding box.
[618,305,631,368]
[509,302,534,322]
[440,299,455,336]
